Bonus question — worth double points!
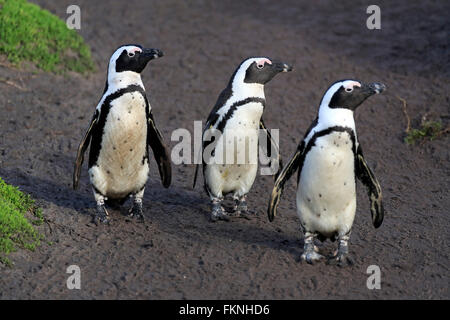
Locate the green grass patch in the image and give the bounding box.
[0,0,94,73]
[0,177,43,266]
[405,120,444,145]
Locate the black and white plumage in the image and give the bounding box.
[193,57,292,221]
[73,44,171,224]
[268,80,385,264]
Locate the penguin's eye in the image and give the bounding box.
[128,52,135,58]
[345,87,353,93]
[256,64,264,69]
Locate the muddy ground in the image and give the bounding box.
[0,0,448,299]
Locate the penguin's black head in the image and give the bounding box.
[243,57,293,85]
[112,44,163,74]
[230,57,292,87]
[327,80,386,110]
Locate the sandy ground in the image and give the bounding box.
[0,0,448,299]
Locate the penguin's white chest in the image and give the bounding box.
[90,92,149,198]
[297,131,357,237]
[205,102,263,197]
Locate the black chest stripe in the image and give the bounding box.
[215,97,265,133]
[297,126,357,183]
[202,97,265,161]
[88,84,146,168]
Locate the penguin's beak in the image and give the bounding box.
[141,48,164,61]
[366,82,386,94]
[273,61,293,73]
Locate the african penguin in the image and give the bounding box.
[193,57,292,221]
[268,80,386,265]
[73,44,171,224]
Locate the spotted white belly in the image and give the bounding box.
[296,131,357,237]
[205,102,263,198]
[89,92,149,199]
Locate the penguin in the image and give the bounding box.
[193,57,292,221]
[73,44,171,224]
[268,79,386,265]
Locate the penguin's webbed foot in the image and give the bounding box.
[327,252,353,267]
[233,195,251,218]
[301,245,325,264]
[301,233,325,264]
[327,236,353,267]
[210,199,229,222]
[301,251,325,264]
[128,200,145,222]
[93,204,109,225]
[237,199,248,214]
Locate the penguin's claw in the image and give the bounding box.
[93,205,109,225]
[210,210,229,222]
[237,201,248,214]
[327,245,353,266]
[327,253,353,267]
[210,205,229,222]
[301,236,324,264]
[236,208,254,220]
[128,202,145,222]
[233,197,251,218]
[301,251,325,264]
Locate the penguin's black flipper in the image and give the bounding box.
[147,110,172,188]
[267,143,303,222]
[192,164,199,189]
[259,118,283,180]
[73,110,98,190]
[355,146,384,228]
